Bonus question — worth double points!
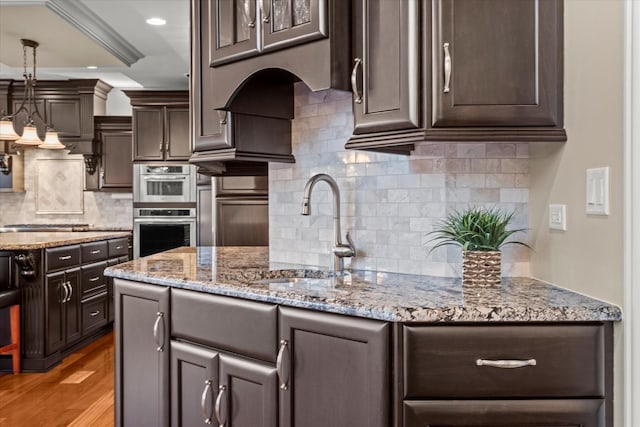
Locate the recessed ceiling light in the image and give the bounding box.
[87,66,97,69]
[146,17,166,26]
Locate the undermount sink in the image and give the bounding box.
[253,270,353,295]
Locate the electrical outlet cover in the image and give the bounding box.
[549,204,567,231]
[586,167,610,215]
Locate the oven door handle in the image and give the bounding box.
[142,176,187,181]
[134,218,196,223]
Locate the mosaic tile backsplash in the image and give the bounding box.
[0,149,132,228]
[269,84,530,277]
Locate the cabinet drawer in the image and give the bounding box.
[81,262,107,299]
[403,324,605,398]
[108,238,129,258]
[46,245,80,272]
[82,293,108,334]
[81,241,108,263]
[403,399,605,427]
[172,289,278,362]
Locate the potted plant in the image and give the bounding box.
[427,207,530,286]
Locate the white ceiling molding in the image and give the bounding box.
[46,0,144,66]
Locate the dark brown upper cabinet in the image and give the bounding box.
[191,0,295,176]
[432,0,562,128]
[94,116,133,191]
[195,0,350,112]
[346,0,566,155]
[211,0,328,66]
[0,79,112,160]
[124,91,190,162]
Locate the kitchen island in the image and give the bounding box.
[1,230,132,372]
[107,246,621,427]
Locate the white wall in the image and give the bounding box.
[529,0,625,424]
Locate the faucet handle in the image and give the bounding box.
[345,232,356,255]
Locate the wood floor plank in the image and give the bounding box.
[0,332,115,427]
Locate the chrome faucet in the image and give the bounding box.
[302,173,355,272]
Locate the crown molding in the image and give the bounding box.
[45,0,144,66]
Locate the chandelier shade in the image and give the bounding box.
[40,131,65,149]
[0,120,20,141]
[14,125,42,146]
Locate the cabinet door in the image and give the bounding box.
[262,0,326,52]
[171,341,219,427]
[278,307,389,427]
[352,0,421,134]
[432,0,562,127]
[64,268,82,346]
[210,0,260,66]
[165,107,191,160]
[101,131,133,189]
[218,353,277,427]
[45,271,66,355]
[114,279,170,427]
[132,107,165,161]
[404,399,605,427]
[193,1,234,152]
[45,99,82,137]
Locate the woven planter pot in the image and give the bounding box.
[462,250,501,287]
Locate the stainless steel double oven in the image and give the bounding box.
[133,164,197,258]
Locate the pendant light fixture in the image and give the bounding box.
[0,39,65,149]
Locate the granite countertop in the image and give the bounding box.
[0,231,131,250]
[104,246,622,323]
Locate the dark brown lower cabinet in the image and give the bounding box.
[170,340,277,427]
[278,306,390,427]
[45,268,82,355]
[403,399,605,427]
[114,279,170,427]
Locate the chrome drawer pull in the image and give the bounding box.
[443,42,452,93]
[59,255,72,260]
[276,339,290,390]
[153,312,165,352]
[90,310,100,317]
[476,358,537,369]
[201,379,214,425]
[215,384,227,426]
[115,245,124,250]
[90,249,101,254]
[89,276,100,282]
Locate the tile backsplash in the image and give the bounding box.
[0,149,132,228]
[269,83,530,277]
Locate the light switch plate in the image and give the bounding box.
[586,167,610,215]
[549,204,567,231]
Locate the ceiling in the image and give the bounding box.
[0,0,190,90]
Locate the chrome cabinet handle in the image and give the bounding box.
[66,281,73,303]
[115,245,124,250]
[476,358,537,369]
[90,249,101,254]
[60,281,69,303]
[262,0,270,24]
[276,339,290,390]
[351,58,363,104]
[443,42,452,93]
[153,312,165,352]
[59,255,72,260]
[90,310,100,317]
[214,384,227,426]
[89,276,100,282]
[201,379,214,425]
[159,142,163,153]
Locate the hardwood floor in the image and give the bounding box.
[0,332,115,427]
